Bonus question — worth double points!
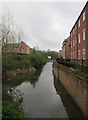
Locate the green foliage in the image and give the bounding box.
[56,59,88,74]
[27,51,48,69]
[2,51,48,72]
[2,51,48,120]
[2,101,24,119]
[2,54,26,72]
[46,50,59,58]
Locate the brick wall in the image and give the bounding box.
[19,41,31,54]
[53,61,88,117]
[70,2,88,66]
[65,36,70,59]
[3,41,31,55]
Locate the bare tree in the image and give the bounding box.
[0,12,24,54]
[17,26,24,44]
[0,12,16,54]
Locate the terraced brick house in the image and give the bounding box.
[62,36,70,59]
[70,1,88,66]
[3,41,31,55]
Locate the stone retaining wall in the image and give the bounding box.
[53,61,88,117]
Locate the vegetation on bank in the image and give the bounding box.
[2,51,48,72]
[1,13,59,119]
[2,101,24,120]
[56,58,88,74]
[45,49,59,59]
[2,50,49,119]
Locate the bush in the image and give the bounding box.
[2,51,48,71]
[56,59,88,74]
[27,51,48,69]
[2,101,24,119]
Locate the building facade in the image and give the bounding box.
[70,2,88,66]
[3,41,31,55]
[19,41,31,54]
[62,39,67,59]
[62,36,70,59]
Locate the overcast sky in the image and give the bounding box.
[2,1,87,51]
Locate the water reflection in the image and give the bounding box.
[16,62,68,118]
[29,70,41,88]
[15,62,85,118]
[53,76,85,118]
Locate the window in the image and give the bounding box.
[75,37,77,44]
[71,32,72,38]
[71,42,72,48]
[73,40,74,47]
[27,50,29,53]
[83,29,85,41]
[71,52,72,59]
[73,52,75,59]
[75,51,76,59]
[83,12,85,22]
[75,25,76,31]
[78,20,80,28]
[83,49,85,60]
[27,47,29,49]
[78,34,80,44]
[78,50,80,60]
[73,29,74,34]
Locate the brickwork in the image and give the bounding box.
[65,36,70,59]
[19,41,31,54]
[53,61,88,117]
[3,41,31,55]
[62,37,70,59]
[69,2,88,66]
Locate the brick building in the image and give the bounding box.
[70,2,88,66]
[62,39,67,59]
[62,36,70,59]
[3,41,31,55]
[19,41,31,54]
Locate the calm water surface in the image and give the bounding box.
[16,62,84,118]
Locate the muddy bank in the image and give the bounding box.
[6,67,36,77]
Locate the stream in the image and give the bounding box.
[15,62,84,118]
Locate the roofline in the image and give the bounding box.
[20,41,30,47]
[70,1,88,33]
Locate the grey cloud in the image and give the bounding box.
[2,2,86,51]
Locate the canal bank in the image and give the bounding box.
[16,62,84,118]
[2,52,48,119]
[53,60,88,117]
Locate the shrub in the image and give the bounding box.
[2,101,24,119]
[2,51,48,71]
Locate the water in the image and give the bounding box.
[16,62,84,118]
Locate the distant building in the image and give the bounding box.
[65,36,70,59]
[62,36,70,59]
[62,40,67,59]
[19,41,31,54]
[3,41,31,55]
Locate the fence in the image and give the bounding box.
[56,58,88,74]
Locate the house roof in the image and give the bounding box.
[20,41,30,47]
